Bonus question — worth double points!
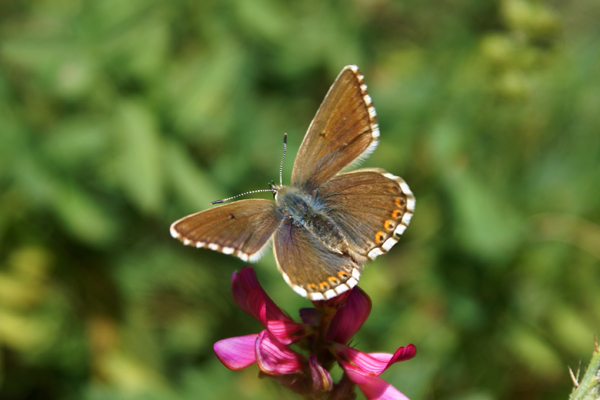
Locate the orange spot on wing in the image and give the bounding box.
[384,220,396,232]
[395,197,406,208]
[392,209,403,220]
[337,271,349,279]
[328,276,340,286]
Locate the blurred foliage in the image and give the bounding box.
[0,0,599,399]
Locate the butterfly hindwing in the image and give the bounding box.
[273,219,362,301]
[291,65,379,192]
[317,168,415,260]
[170,199,282,262]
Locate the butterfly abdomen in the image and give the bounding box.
[304,213,347,254]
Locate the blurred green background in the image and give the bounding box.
[1,0,599,399]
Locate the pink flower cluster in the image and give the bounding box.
[214,267,416,399]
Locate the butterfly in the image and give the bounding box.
[170,65,415,301]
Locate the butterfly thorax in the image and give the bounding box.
[273,186,314,218]
[274,185,348,254]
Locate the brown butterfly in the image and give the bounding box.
[170,65,415,301]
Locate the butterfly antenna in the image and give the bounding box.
[211,189,273,205]
[279,133,287,186]
[211,134,287,205]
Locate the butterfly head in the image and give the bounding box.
[269,180,282,199]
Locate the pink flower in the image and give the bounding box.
[213,267,416,399]
[326,282,372,344]
[213,333,258,370]
[231,266,308,344]
[213,268,311,380]
[335,344,417,400]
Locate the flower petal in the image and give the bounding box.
[326,287,372,344]
[337,345,390,375]
[309,354,332,393]
[336,344,417,376]
[255,330,305,375]
[344,363,410,400]
[377,344,417,369]
[247,288,291,325]
[231,267,260,314]
[267,320,307,345]
[232,267,291,325]
[213,334,259,370]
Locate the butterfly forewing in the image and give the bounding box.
[317,168,415,260]
[170,199,282,262]
[291,65,379,192]
[273,219,362,301]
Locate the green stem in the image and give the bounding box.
[570,337,600,400]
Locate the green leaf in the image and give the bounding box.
[51,181,118,245]
[114,100,163,215]
[163,140,223,212]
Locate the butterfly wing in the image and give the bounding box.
[170,199,282,262]
[273,219,362,301]
[317,168,415,260]
[291,65,379,192]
